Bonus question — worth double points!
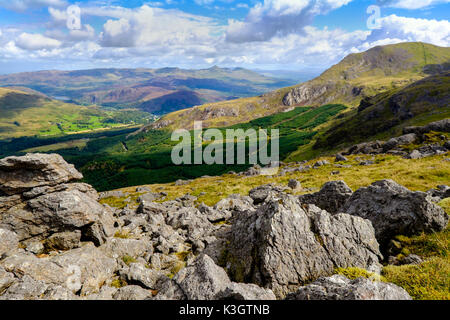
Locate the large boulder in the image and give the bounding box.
[299,181,353,214]
[0,153,82,195]
[341,180,449,245]
[1,189,115,243]
[217,192,382,298]
[286,275,411,300]
[154,254,276,300]
[382,133,418,152]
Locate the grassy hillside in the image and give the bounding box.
[310,71,450,156]
[0,87,155,139]
[153,42,449,130]
[0,66,295,115]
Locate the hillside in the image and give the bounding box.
[0,67,294,115]
[310,71,450,156]
[152,42,450,130]
[0,87,154,139]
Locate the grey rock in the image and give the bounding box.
[248,184,286,205]
[383,133,417,152]
[51,243,117,295]
[406,150,422,159]
[0,228,19,258]
[341,180,449,245]
[0,275,49,300]
[218,192,382,298]
[155,254,229,300]
[335,154,348,162]
[122,263,164,289]
[403,119,450,135]
[401,254,423,266]
[288,179,301,191]
[0,266,15,294]
[427,185,450,200]
[113,285,153,300]
[1,189,114,243]
[299,181,353,214]
[217,283,276,300]
[25,241,44,255]
[101,237,152,261]
[198,203,232,223]
[41,285,79,300]
[359,160,375,166]
[99,190,126,199]
[0,153,82,195]
[45,231,82,251]
[23,183,98,200]
[313,160,330,168]
[286,275,411,300]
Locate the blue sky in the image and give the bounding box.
[0,0,449,74]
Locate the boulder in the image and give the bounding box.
[299,181,353,214]
[218,192,382,298]
[288,179,301,191]
[121,263,164,289]
[0,228,19,258]
[382,133,417,152]
[154,254,275,300]
[341,180,449,245]
[286,275,411,300]
[113,285,153,300]
[335,154,348,162]
[0,153,82,195]
[1,189,115,243]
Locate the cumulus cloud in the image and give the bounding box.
[226,0,353,43]
[15,32,62,50]
[377,0,450,9]
[98,5,218,48]
[364,15,450,47]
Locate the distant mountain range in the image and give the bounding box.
[0,66,295,115]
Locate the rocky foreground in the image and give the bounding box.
[0,153,448,300]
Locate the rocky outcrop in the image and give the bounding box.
[215,188,382,298]
[341,180,449,245]
[286,275,411,300]
[403,119,450,135]
[0,153,440,301]
[0,153,82,195]
[0,154,115,245]
[299,181,353,214]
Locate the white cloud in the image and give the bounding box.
[226,0,353,43]
[15,32,62,50]
[98,5,219,48]
[365,15,450,47]
[0,0,66,11]
[377,0,450,9]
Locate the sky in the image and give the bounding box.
[0,0,449,74]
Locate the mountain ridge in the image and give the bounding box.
[152,42,450,130]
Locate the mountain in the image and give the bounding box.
[0,87,155,139]
[0,66,295,115]
[152,42,450,130]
